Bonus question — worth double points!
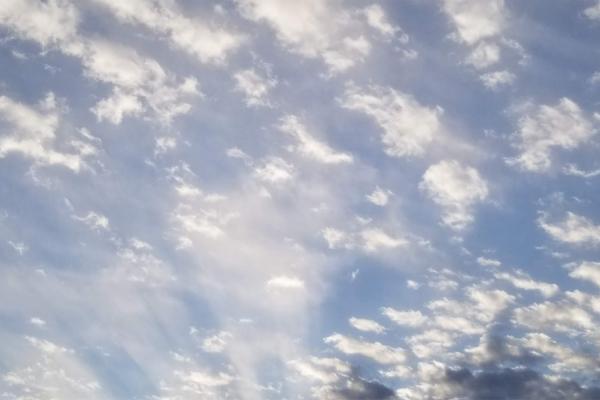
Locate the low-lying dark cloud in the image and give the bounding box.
[444,367,600,400]
[332,372,397,400]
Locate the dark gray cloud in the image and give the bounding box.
[332,371,397,400]
[444,367,600,400]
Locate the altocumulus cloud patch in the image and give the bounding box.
[0,1,600,399]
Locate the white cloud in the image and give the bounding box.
[341,84,442,157]
[29,317,46,327]
[236,0,371,73]
[8,241,27,255]
[91,89,143,124]
[3,336,101,399]
[569,261,600,288]
[81,41,200,124]
[93,0,243,64]
[266,275,305,289]
[176,370,233,387]
[0,94,97,172]
[513,301,595,333]
[234,68,277,107]
[584,1,600,20]
[562,163,600,178]
[322,227,351,250]
[381,308,427,327]
[0,2,199,125]
[468,287,515,318]
[73,211,110,231]
[480,70,516,89]
[279,115,353,164]
[363,4,403,40]
[289,357,350,384]
[420,160,488,230]
[366,187,391,206]
[174,209,229,239]
[201,331,232,353]
[322,226,406,253]
[407,330,456,359]
[360,228,407,252]
[509,98,596,172]
[349,317,385,334]
[0,0,79,47]
[520,333,596,372]
[324,333,406,364]
[466,42,500,69]
[538,212,600,246]
[495,270,559,298]
[476,256,501,267]
[253,157,294,183]
[441,0,506,45]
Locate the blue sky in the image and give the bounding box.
[1,1,600,399]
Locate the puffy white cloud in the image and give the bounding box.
[289,356,350,384]
[324,333,406,364]
[420,160,488,230]
[237,0,370,73]
[480,70,516,89]
[425,288,513,337]
[110,243,175,287]
[569,261,600,288]
[29,317,46,327]
[322,227,351,250]
[341,84,442,157]
[584,1,600,20]
[349,317,385,334]
[80,41,200,124]
[176,370,234,387]
[467,288,515,318]
[521,333,596,372]
[513,301,595,333]
[360,228,408,252]
[381,308,427,327]
[441,0,506,45]
[566,290,600,314]
[362,4,403,40]
[509,98,596,172]
[201,331,232,353]
[73,211,110,231]
[321,226,407,252]
[466,42,500,69]
[0,94,97,172]
[266,275,305,289]
[173,206,230,239]
[279,115,353,164]
[538,212,600,246]
[0,2,199,125]
[476,256,501,267]
[92,0,243,64]
[0,0,79,47]
[2,336,102,399]
[563,164,600,178]
[253,157,294,183]
[406,330,456,359]
[91,89,143,124]
[495,270,559,298]
[366,187,391,206]
[234,68,277,107]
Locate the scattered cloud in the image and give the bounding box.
[508,98,596,172]
[420,160,488,230]
[341,84,443,157]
